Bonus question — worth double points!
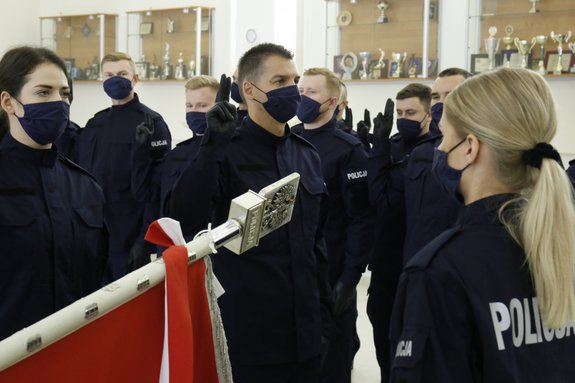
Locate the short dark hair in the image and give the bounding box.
[438,67,473,79]
[396,83,432,110]
[237,43,293,99]
[0,46,68,138]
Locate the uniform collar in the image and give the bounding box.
[300,117,337,138]
[459,193,519,227]
[0,132,58,167]
[241,116,290,146]
[111,93,140,111]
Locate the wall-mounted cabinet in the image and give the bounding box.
[40,14,118,81]
[326,0,440,81]
[127,7,214,81]
[468,0,574,76]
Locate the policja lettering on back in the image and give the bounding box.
[490,297,575,351]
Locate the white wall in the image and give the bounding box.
[3,0,575,159]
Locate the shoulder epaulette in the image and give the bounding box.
[404,226,461,271]
[58,155,99,183]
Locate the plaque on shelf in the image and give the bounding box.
[337,11,352,27]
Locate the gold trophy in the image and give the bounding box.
[534,35,548,75]
[377,1,389,24]
[501,25,514,67]
[550,31,572,74]
[484,26,500,71]
[529,0,540,13]
[372,49,386,79]
[358,51,372,80]
[514,37,536,69]
[175,52,186,80]
[390,52,406,78]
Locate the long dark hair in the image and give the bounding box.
[0,46,68,138]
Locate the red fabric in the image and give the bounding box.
[163,245,194,382]
[0,219,220,382]
[0,284,165,382]
[188,259,219,383]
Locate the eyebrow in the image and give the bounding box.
[34,84,69,91]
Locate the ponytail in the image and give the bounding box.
[518,159,575,328]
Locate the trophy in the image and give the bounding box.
[187,57,196,78]
[167,17,175,33]
[501,25,514,67]
[340,52,358,80]
[162,42,172,80]
[550,31,572,74]
[484,26,500,71]
[514,37,536,69]
[529,0,540,14]
[377,1,389,24]
[175,52,186,80]
[534,35,548,75]
[358,51,372,80]
[372,49,386,79]
[390,52,406,78]
[569,42,575,73]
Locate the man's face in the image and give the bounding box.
[185,86,216,113]
[431,74,465,106]
[102,60,137,85]
[245,55,299,103]
[298,74,332,104]
[396,96,429,122]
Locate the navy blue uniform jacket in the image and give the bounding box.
[75,94,171,279]
[0,133,107,341]
[170,116,331,365]
[391,194,575,382]
[292,119,374,287]
[160,135,201,215]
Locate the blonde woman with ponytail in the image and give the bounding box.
[389,67,575,383]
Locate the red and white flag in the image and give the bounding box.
[0,218,232,383]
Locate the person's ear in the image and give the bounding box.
[466,134,481,165]
[242,80,254,100]
[0,91,16,114]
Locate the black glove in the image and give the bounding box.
[332,281,356,316]
[373,98,394,139]
[363,109,371,129]
[344,106,353,131]
[135,113,154,144]
[357,109,371,150]
[126,239,152,272]
[206,74,238,138]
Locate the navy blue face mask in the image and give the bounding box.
[186,111,207,135]
[230,82,243,104]
[431,102,443,125]
[13,98,69,145]
[251,83,301,123]
[103,76,133,100]
[296,95,331,123]
[397,113,428,140]
[432,137,469,202]
[334,105,340,118]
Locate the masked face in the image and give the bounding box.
[186,111,207,135]
[103,76,133,100]
[432,137,469,201]
[251,83,301,123]
[297,95,331,123]
[12,98,69,145]
[397,113,429,140]
[431,102,443,126]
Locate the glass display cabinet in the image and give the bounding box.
[467,0,575,75]
[325,0,440,81]
[127,7,214,81]
[40,14,118,81]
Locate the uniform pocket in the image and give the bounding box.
[74,206,104,229]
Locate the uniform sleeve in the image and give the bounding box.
[315,192,333,339]
[168,127,231,241]
[390,261,476,383]
[338,145,375,287]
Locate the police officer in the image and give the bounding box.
[292,67,374,383]
[75,52,171,280]
[0,46,107,341]
[170,43,330,383]
[429,67,472,130]
[161,75,218,215]
[391,67,575,382]
[367,83,460,383]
